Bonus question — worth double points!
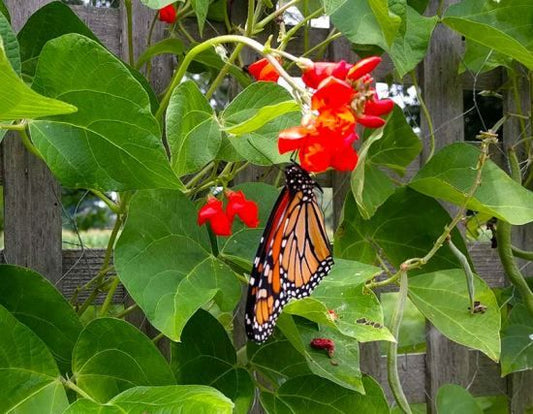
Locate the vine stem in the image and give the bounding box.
[256,0,302,29]
[18,127,44,161]
[496,147,533,316]
[155,35,306,121]
[99,276,120,317]
[90,190,121,214]
[279,7,324,50]
[511,246,533,261]
[448,238,476,313]
[387,271,412,414]
[411,71,435,161]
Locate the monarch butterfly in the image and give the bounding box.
[245,163,334,343]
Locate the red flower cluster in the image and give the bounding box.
[197,190,259,236]
[310,338,335,358]
[279,57,394,173]
[159,4,177,24]
[247,58,280,82]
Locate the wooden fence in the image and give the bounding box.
[2,0,532,412]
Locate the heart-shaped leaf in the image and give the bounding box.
[436,384,483,414]
[0,304,69,413]
[72,318,175,402]
[408,269,501,361]
[115,189,242,341]
[0,265,83,374]
[500,304,533,375]
[29,34,180,191]
[0,11,19,74]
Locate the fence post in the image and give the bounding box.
[2,0,63,286]
[503,67,533,414]
[420,0,470,412]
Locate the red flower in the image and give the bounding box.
[346,56,382,82]
[158,4,177,24]
[197,196,232,236]
[247,58,280,82]
[226,190,259,228]
[357,114,386,128]
[310,338,335,358]
[301,60,353,89]
[364,96,394,116]
[311,77,356,111]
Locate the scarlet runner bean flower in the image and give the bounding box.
[225,190,259,228]
[278,56,394,173]
[247,58,280,82]
[158,4,177,24]
[197,196,232,236]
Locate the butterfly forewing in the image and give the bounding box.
[245,164,334,343]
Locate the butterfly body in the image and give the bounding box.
[245,163,334,343]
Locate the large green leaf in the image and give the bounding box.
[389,6,438,77]
[260,375,389,413]
[329,0,400,50]
[285,259,395,342]
[410,142,533,225]
[115,189,242,341]
[0,304,69,413]
[171,310,254,414]
[277,315,365,393]
[166,80,221,176]
[0,39,76,122]
[0,265,83,374]
[335,187,469,273]
[219,182,279,265]
[72,318,175,402]
[443,0,533,70]
[461,40,512,74]
[191,0,209,36]
[135,38,185,69]
[0,11,19,74]
[17,1,98,78]
[409,269,501,361]
[63,385,234,413]
[436,384,483,414]
[29,34,180,191]
[501,304,533,375]
[352,163,396,220]
[220,82,298,165]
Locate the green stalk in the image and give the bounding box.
[256,0,302,29]
[411,71,435,161]
[99,276,120,316]
[124,0,135,66]
[387,271,412,414]
[90,190,121,214]
[511,246,533,261]
[448,238,476,313]
[62,378,96,402]
[18,127,44,161]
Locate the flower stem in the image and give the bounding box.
[387,271,412,414]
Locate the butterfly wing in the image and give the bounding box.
[245,164,334,343]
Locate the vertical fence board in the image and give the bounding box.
[2,0,63,285]
[421,1,470,412]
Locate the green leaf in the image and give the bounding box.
[310,259,395,342]
[29,34,181,191]
[352,164,396,220]
[224,101,300,136]
[0,0,9,22]
[408,269,501,361]
[261,375,390,413]
[63,385,234,413]
[0,11,19,74]
[166,80,221,176]
[410,142,533,225]
[277,316,365,393]
[500,304,533,375]
[368,0,403,46]
[17,1,98,78]
[0,304,69,413]
[219,182,279,263]
[443,0,533,70]
[135,38,185,69]
[171,310,254,414]
[0,40,76,121]
[207,0,228,22]
[461,40,512,74]
[115,189,242,341]
[221,82,299,165]
[191,0,209,36]
[436,384,483,414]
[72,318,175,402]
[335,187,469,273]
[140,0,177,9]
[389,6,438,77]
[0,265,83,374]
[322,0,348,15]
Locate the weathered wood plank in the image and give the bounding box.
[71,5,121,55]
[2,0,63,285]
